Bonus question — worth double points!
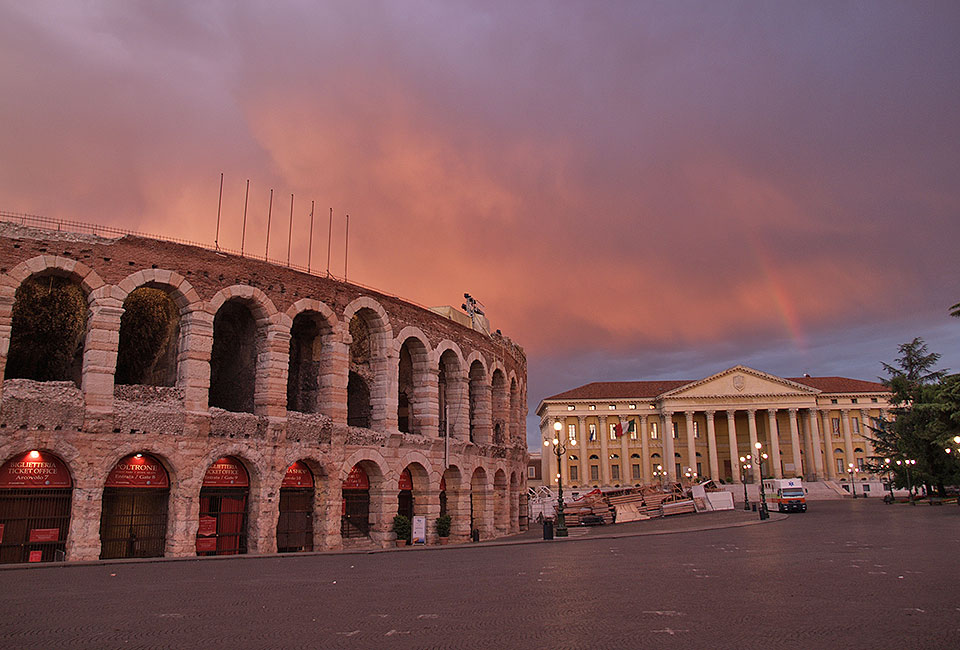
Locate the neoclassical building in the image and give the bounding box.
[0,220,527,564]
[536,365,892,491]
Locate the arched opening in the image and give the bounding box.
[5,275,87,386]
[470,467,488,540]
[347,372,371,428]
[439,475,447,517]
[494,469,508,535]
[341,464,371,539]
[100,453,169,559]
[287,312,332,413]
[441,466,464,539]
[0,451,72,564]
[115,287,180,386]
[348,312,377,428]
[278,461,314,553]
[197,456,249,556]
[397,468,414,520]
[397,337,430,434]
[209,301,258,413]
[468,361,485,443]
[509,378,520,444]
[510,471,521,532]
[491,369,508,445]
[438,350,461,439]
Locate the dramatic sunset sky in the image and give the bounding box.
[2,2,958,447]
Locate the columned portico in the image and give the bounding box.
[705,410,719,481]
[684,411,697,480]
[598,415,610,485]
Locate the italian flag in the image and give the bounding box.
[615,419,636,438]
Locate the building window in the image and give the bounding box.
[629,403,636,410]
[851,398,858,404]
[852,418,860,434]
[609,404,616,410]
[693,421,700,438]
[629,422,638,440]
[589,405,596,411]
[675,463,682,477]
[836,458,844,474]
[631,463,641,479]
[590,465,599,481]
[696,462,702,476]
[569,465,579,481]
[589,423,597,441]
[871,397,878,403]
[528,466,536,478]
[611,465,620,480]
[651,422,659,439]
[672,422,679,439]
[568,423,577,440]
[832,418,841,437]
[609,424,617,440]
[856,457,865,471]
[567,405,575,411]
[831,398,838,404]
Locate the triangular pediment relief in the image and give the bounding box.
[661,365,820,399]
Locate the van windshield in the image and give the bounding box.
[782,488,804,498]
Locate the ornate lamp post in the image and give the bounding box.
[739,454,752,510]
[544,421,574,537]
[883,458,895,503]
[847,463,859,498]
[755,442,769,520]
[945,437,960,506]
[654,464,666,490]
[896,459,917,505]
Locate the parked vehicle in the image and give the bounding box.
[762,478,807,513]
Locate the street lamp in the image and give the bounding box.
[883,458,895,503]
[654,464,666,490]
[739,455,753,510]
[945,437,960,506]
[544,421,574,537]
[847,463,859,498]
[896,459,917,505]
[755,442,769,520]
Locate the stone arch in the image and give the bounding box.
[509,470,521,533]
[509,373,521,445]
[493,468,509,535]
[194,449,265,554]
[339,452,390,546]
[470,465,492,540]
[206,286,281,415]
[491,367,509,445]
[396,331,433,435]
[284,300,340,416]
[2,257,102,388]
[437,345,467,441]
[344,297,393,430]
[440,464,468,541]
[468,356,490,444]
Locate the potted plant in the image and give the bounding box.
[435,514,451,544]
[392,514,411,547]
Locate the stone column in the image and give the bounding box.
[371,349,399,432]
[178,308,214,419]
[65,478,105,561]
[821,410,837,479]
[684,411,697,480]
[474,382,493,445]
[801,410,816,480]
[0,281,14,399]
[619,417,630,484]
[841,409,855,473]
[577,416,588,486]
[447,375,470,441]
[809,409,825,480]
[662,411,675,482]
[255,321,291,421]
[599,415,610,486]
[705,410,720,481]
[727,410,741,484]
[81,297,124,429]
[766,409,783,479]
[318,334,349,423]
[640,414,651,484]
[788,408,803,478]
[860,409,876,460]
[746,409,760,483]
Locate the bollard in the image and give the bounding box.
[543,519,554,540]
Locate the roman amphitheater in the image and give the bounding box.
[0,218,528,563]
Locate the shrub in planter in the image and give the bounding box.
[392,515,411,545]
[435,514,451,539]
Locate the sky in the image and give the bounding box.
[1,1,958,449]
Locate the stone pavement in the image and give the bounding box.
[1,500,958,649]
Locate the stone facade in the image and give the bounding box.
[537,365,892,491]
[0,223,528,562]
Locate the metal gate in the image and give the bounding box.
[341,490,370,538]
[0,488,72,564]
[198,489,248,555]
[277,488,313,552]
[99,488,168,559]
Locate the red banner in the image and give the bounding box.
[398,468,413,491]
[105,454,169,488]
[28,551,42,563]
[342,465,369,490]
[281,461,313,489]
[197,516,218,537]
[195,537,217,552]
[202,457,249,487]
[29,528,60,543]
[0,452,72,489]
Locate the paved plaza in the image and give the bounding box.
[1,500,959,649]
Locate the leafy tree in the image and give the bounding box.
[880,337,946,403]
[4,275,87,384]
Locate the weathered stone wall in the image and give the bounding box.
[0,223,528,561]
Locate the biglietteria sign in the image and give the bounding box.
[0,452,72,489]
[202,457,249,487]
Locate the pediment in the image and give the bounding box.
[661,365,820,399]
